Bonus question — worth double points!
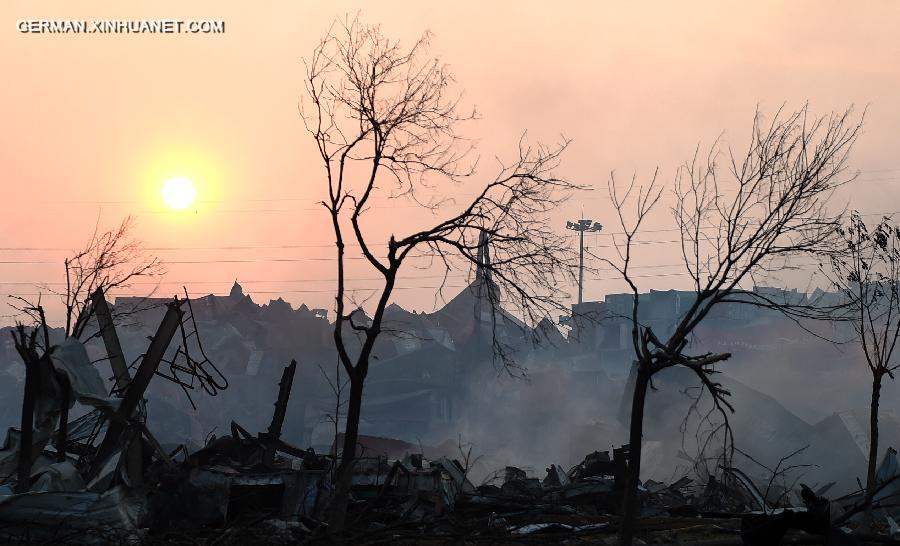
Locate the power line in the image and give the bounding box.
[2,284,473,297]
[0,274,472,286]
[0,261,707,287]
[0,238,691,259]
[12,171,900,211]
[0,262,832,299]
[0,239,685,266]
[0,256,378,265]
[0,268,759,299]
[3,210,899,254]
[0,244,344,252]
[0,262,717,290]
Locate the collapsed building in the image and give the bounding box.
[1,277,900,542]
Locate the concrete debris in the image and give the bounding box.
[49,338,120,411]
[32,461,85,492]
[509,521,609,535]
[4,289,900,544]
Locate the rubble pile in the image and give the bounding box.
[0,292,332,544]
[4,289,900,544]
[7,393,900,546]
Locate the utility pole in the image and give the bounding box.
[566,218,602,304]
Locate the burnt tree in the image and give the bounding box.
[601,105,863,545]
[826,212,900,527]
[7,217,161,491]
[301,16,578,530]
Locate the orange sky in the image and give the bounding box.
[2,1,899,325]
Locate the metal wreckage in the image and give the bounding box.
[3,292,900,544]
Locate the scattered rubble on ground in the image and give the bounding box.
[4,290,900,544]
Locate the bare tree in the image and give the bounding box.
[599,105,863,545]
[301,16,578,530]
[61,216,161,339]
[10,215,162,342]
[734,444,813,511]
[7,216,161,492]
[826,211,900,527]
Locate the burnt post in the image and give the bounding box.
[260,360,297,466]
[15,355,36,493]
[56,374,71,463]
[11,326,42,494]
[90,287,132,393]
[87,300,184,480]
[268,360,297,438]
[91,287,144,482]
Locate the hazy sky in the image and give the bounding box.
[2,1,899,324]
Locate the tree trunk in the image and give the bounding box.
[16,358,36,494]
[863,371,883,529]
[619,365,650,546]
[327,372,365,533]
[16,359,38,493]
[56,376,70,463]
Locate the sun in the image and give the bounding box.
[162,176,197,210]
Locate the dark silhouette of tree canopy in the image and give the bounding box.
[601,105,863,545]
[300,16,579,531]
[10,215,161,342]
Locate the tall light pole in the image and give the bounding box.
[566,218,602,304]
